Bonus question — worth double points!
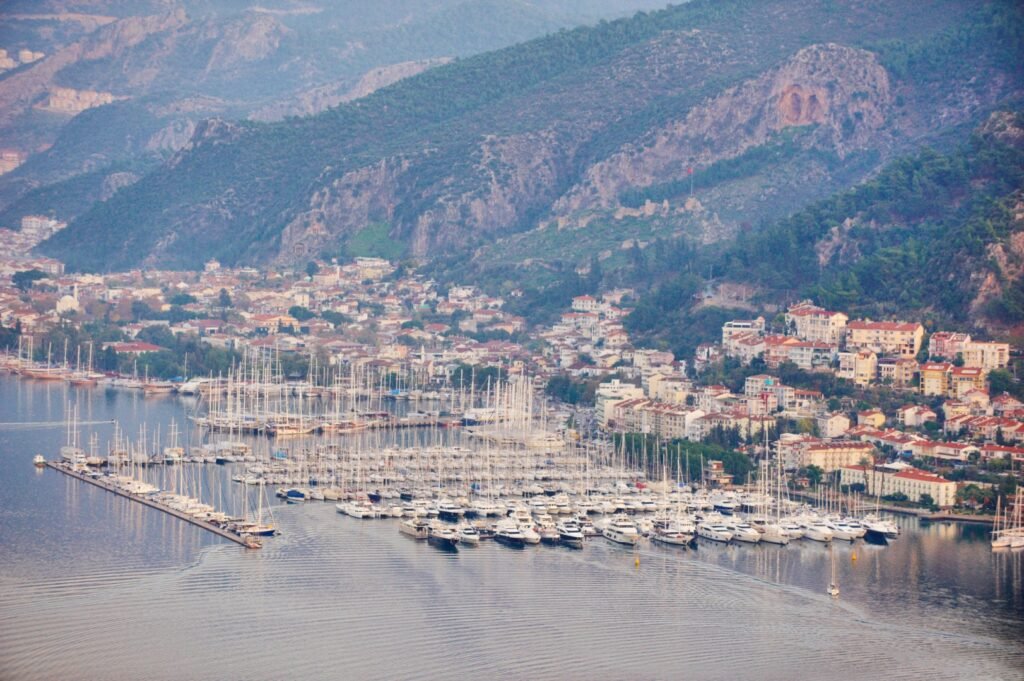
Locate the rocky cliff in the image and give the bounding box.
[38,0,1024,274]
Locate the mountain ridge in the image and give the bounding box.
[41,0,1017,274]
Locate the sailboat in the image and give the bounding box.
[992,490,1024,550]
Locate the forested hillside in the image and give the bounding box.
[39,0,1021,275]
[626,110,1024,357]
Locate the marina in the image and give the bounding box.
[43,460,261,548]
[1,375,1022,681]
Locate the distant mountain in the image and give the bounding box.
[38,0,1023,276]
[0,0,671,221]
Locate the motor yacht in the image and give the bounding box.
[697,523,733,543]
[725,522,761,543]
[495,521,526,548]
[602,515,640,546]
[651,521,695,546]
[437,500,466,522]
[458,524,481,546]
[399,518,430,539]
[800,521,834,542]
[556,520,585,548]
[427,524,460,550]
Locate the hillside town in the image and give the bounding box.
[1,224,1020,516]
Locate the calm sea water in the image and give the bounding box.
[0,376,1021,681]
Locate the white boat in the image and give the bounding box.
[602,515,640,545]
[427,524,460,550]
[826,522,858,542]
[399,518,430,539]
[33,454,46,467]
[495,520,527,548]
[697,523,733,543]
[437,500,465,521]
[458,525,481,546]
[759,523,791,545]
[651,521,694,546]
[556,520,585,547]
[725,522,761,543]
[801,521,834,542]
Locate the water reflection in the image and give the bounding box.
[0,376,1022,681]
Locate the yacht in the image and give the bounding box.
[697,523,733,543]
[801,521,834,542]
[602,515,640,546]
[651,521,695,547]
[495,521,526,548]
[458,524,481,546]
[556,520,585,548]
[536,516,560,545]
[758,523,791,545]
[427,524,460,550]
[725,522,761,543]
[399,518,430,540]
[827,522,859,542]
[437,500,466,522]
[863,515,900,543]
[33,454,46,467]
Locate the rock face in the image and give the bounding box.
[277,159,409,262]
[553,44,891,217]
[277,44,892,261]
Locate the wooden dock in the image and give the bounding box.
[45,461,260,548]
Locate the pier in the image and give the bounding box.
[45,461,260,548]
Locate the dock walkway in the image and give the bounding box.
[45,461,260,548]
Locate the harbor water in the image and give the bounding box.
[0,376,1022,680]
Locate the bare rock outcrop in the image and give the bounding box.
[277,159,410,263]
[553,43,892,217]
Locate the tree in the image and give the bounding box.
[218,289,233,308]
[805,465,824,488]
[306,261,320,278]
[919,493,937,510]
[289,305,315,322]
[169,292,197,306]
[13,269,46,291]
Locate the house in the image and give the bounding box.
[897,405,937,428]
[837,350,877,386]
[104,341,165,355]
[721,317,765,344]
[960,340,1011,373]
[950,366,985,398]
[840,465,956,507]
[877,357,918,387]
[595,379,646,428]
[780,436,875,471]
[857,408,886,428]
[571,295,601,313]
[928,331,971,360]
[723,332,765,365]
[816,412,851,439]
[909,440,978,463]
[919,362,953,397]
[845,320,925,357]
[784,302,848,344]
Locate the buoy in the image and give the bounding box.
[851,552,857,562]
[635,555,640,568]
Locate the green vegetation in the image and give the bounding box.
[12,269,46,291]
[288,306,315,322]
[612,432,755,482]
[41,0,997,272]
[618,127,827,208]
[719,121,1024,324]
[344,223,407,260]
